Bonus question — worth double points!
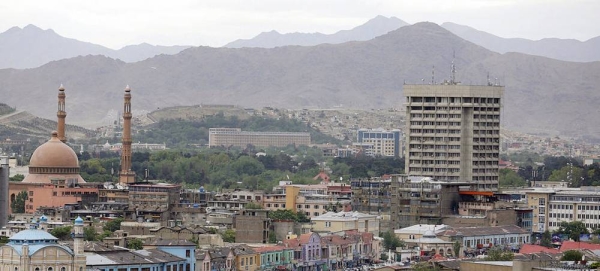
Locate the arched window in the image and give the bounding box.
[61,267,66,271]
[48,267,53,271]
[15,267,18,271]
[35,268,40,271]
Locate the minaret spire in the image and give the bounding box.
[57,84,67,143]
[119,85,135,184]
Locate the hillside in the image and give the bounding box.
[442,22,600,62]
[0,23,598,138]
[224,15,408,48]
[0,25,190,69]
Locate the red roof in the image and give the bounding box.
[519,244,560,254]
[560,241,600,251]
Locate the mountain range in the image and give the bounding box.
[0,25,190,69]
[441,22,600,62]
[0,22,598,139]
[224,15,409,48]
[223,16,600,63]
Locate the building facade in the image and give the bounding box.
[208,128,310,148]
[404,84,503,190]
[356,129,402,157]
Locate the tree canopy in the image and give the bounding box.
[555,221,589,241]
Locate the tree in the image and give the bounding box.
[10,191,28,213]
[103,218,124,232]
[50,226,73,240]
[453,241,461,257]
[540,230,553,248]
[485,247,514,261]
[382,231,404,251]
[561,250,583,261]
[127,238,144,250]
[555,221,589,241]
[268,231,277,243]
[499,169,526,187]
[222,229,236,243]
[83,226,97,241]
[9,174,24,182]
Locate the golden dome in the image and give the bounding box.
[29,131,79,169]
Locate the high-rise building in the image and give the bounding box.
[356,128,403,157]
[404,84,503,190]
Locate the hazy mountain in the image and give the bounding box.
[224,15,409,48]
[0,22,598,139]
[442,22,600,62]
[0,25,191,69]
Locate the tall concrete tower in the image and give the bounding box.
[119,85,135,184]
[404,83,503,191]
[57,84,67,143]
[0,156,8,228]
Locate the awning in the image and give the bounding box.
[459,191,494,196]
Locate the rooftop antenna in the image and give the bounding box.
[487,72,491,86]
[431,65,435,85]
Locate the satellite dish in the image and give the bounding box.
[340,177,343,181]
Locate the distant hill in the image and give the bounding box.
[0,22,599,139]
[0,109,95,142]
[0,25,191,69]
[442,22,600,62]
[224,15,409,48]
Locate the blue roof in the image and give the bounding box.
[75,216,84,225]
[7,243,74,256]
[9,229,58,242]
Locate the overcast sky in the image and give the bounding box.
[0,0,597,49]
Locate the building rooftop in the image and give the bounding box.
[394,224,450,235]
[442,225,528,237]
[311,211,378,221]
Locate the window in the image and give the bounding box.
[48,268,54,271]
[325,221,331,228]
[186,250,191,257]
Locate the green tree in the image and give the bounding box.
[222,229,236,243]
[103,218,124,232]
[50,226,73,240]
[555,221,589,241]
[499,168,526,187]
[268,231,277,244]
[561,250,583,261]
[540,230,553,248]
[127,238,144,250]
[548,165,584,187]
[453,241,461,257]
[269,209,297,221]
[485,247,514,261]
[83,226,97,241]
[382,231,404,251]
[10,191,28,213]
[9,174,24,182]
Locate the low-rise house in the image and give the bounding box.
[86,249,187,271]
[144,239,197,271]
[196,247,233,271]
[311,211,380,236]
[440,225,530,255]
[253,245,294,270]
[232,245,260,271]
[283,232,327,271]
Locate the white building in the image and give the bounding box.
[311,211,380,236]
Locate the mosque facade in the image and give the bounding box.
[8,86,101,214]
[0,216,86,271]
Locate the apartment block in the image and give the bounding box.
[404,84,503,190]
[356,128,403,157]
[208,128,310,148]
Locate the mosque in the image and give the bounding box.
[7,85,136,214]
[0,215,86,271]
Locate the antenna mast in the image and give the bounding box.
[451,51,456,84]
[431,65,435,84]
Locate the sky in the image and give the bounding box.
[0,0,598,49]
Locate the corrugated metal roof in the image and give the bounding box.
[9,229,58,241]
